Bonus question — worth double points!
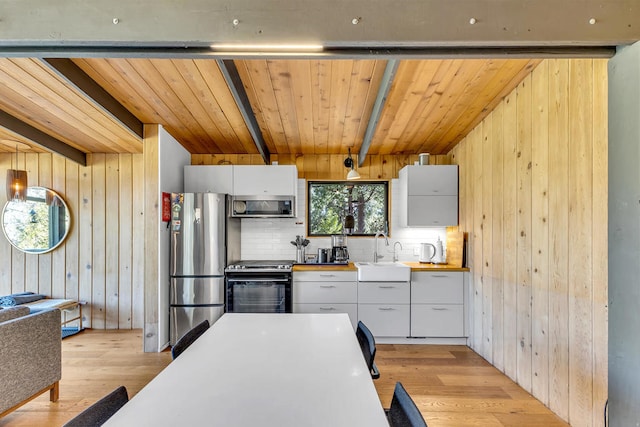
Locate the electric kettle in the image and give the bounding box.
[419,243,436,263]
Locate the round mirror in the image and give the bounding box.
[2,187,71,254]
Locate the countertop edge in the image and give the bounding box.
[292,262,469,272]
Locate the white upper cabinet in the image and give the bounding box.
[184,165,233,194]
[405,166,458,195]
[398,165,459,227]
[183,165,298,197]
[233,165,298,196]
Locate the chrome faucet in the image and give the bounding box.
[393,241,403,262]
[374,232,389,262]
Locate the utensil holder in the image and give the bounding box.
[296,247,305,263]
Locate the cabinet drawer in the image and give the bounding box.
[411,273,463,304]
[293,281,357,303]
[294,271,357,282]
[358,304,410,337]
[293,303,357,330]
[358,282,410,304]
[411,304,464,337]
[407,195,458,226]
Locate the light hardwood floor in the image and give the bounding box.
[1,329,569,427]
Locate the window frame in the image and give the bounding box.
[306,180,389,237]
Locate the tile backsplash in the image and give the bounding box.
[240,179,447,262]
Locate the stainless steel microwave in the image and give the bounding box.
[229,195,295,218]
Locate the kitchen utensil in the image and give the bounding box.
[419,243,436,263]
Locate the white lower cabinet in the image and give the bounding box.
[295,270,466,339]
[358,304,410,337]
[293,271,358,329]
[411,304,464,337]
[358,281,410,337]
[410,271,465,337]
[293,303,358,329]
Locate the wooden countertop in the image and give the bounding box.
[402,262,469,272]
[293,263,357,271]
[293,262,468,272]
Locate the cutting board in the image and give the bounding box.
[446,226,465,268]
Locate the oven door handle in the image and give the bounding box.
[226,278,290,283]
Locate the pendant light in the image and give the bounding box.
[6,144,28,202]
[344,147,360,180]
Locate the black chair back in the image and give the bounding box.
[387,382,428,427]
[172,319,210,360]
[63,386,128,427]
[356,320,380,379]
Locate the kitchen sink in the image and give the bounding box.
[354,262,411,282]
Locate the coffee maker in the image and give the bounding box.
[331,235,349,263]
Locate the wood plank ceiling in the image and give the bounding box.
[0,57,540,160]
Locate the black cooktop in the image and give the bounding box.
[226,260,294,272]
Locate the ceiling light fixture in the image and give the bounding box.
[6,144,28,202]
[344,148,360,180]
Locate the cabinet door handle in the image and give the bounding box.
[378,286,396,289]
[319,307,336,311]
[319,274,336,278]
[319,285,336,288]
[379,307,395,311]
[431,275,449,278]
[432,307,448,311]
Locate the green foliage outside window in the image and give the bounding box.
[307,181,388,236]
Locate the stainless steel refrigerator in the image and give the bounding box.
[169,193,240,345]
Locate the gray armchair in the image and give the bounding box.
[0,307,62,417]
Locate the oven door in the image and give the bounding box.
[226,274,292,313]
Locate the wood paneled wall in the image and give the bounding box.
[450,58,608,427]
[191,153,451,179]
[0,152,145,330]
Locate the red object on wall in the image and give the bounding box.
[162,192,171,222]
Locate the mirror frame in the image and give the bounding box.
[1,186,71,254]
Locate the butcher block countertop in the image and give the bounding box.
[402,262,469,272]
[293,262,468,272]
[293,263,357,271]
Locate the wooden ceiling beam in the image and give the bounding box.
[216,59,270,164]
[358,59,399,167]
[41,58,144,139]
[0,109,87,165]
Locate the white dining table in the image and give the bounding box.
[104,313,389,426]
